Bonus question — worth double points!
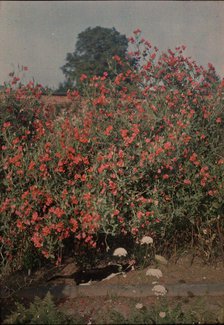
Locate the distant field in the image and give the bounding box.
[41,95,71,105]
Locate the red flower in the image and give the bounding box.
[42,250,50,258]
[70,218,78,233]
[118,150,124,159]
[137,211,144,220]
[12,137,19,145]
[189,153,197,162]
[80,74,87,81]
[163,142,172,150]
[31,212,39,224]
[28,161,36,171]
[113,55,121,62]
[109,180,117,195]
[83,192,91,201]
[42,226,51,236]
[117,159,124,167]
[39,164,47,172]
[81,174,87,182]
[183,179,191,185]
[98,163,109,174]
[150,53,156,60]
[93,95,107,106]
[133,28,141,34]
[49,207,65,218]
[73,154,82,164]
[16,219,25,230]
[45,195,53,206]
[104,125,113,136]
[155,147,164,156]
[113,209,120,217]
[71,196,78,205]
[55,221,64,233]
[32,232,43,248]
[120,129,129,139]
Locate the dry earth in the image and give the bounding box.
[1,253,224,323]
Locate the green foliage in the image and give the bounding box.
[3,292,78,324]
[60,26,131,90]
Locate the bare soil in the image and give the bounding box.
[1,252,224,323]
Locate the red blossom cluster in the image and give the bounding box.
[1,31,223,270]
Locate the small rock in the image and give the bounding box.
[159,311,166,318]
[135,303,143,309]
[113,247,128,257]
[155,254,168,265]
[146,268,163,278]
[140,236,153,245]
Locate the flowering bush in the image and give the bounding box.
[1,31,224,272]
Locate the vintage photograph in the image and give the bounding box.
[0,1,224,324]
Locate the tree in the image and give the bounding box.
[60,26,130,90]
[56,80,74,94]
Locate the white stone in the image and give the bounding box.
[135,303,143,309]
[159,311,166,318]
[146,268,163,278]
[113,247,128,257]
[140,236,153,245]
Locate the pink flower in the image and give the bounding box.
[3,122,11,128]
[80,74,87,81]
[183,179,191,185]
[163,142,172,150]
[133,28,141,34]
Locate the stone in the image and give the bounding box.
[155,254,168,265]
[146,268,163,278]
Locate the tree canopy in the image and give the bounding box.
[59,26,130,91]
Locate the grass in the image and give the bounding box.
[107,297,224,324]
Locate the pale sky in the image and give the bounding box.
[0,1,224,89]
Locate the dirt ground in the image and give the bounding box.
[1,252,224,323]
[57,294,224,324]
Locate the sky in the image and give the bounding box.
[0,1,224,89]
